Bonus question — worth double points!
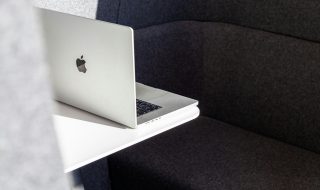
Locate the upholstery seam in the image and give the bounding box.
[134,20,320,45]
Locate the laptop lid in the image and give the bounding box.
[38,8,137,128]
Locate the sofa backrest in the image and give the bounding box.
[97,0,320,42]
[97,0,320,154]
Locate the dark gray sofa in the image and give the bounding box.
[80,0,320,189]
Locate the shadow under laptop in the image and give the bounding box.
[53,101,127,129]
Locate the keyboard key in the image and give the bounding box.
[136,99,162,117]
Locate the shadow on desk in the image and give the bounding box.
[53,101,127,129]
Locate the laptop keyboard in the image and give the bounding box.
[136,99,162,117]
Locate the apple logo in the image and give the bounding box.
[76,55,87,73]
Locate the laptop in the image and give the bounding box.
[38,8,199,128]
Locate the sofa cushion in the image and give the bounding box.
[108,116,320,190]
[134,21,320,154]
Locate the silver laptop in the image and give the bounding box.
[38,8,199,128]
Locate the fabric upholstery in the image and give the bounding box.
[96,0,320,153]
[97,0,320,42]
[94,1,320,190]
[79,158,111,190]
[108,116,320,190]
[96,0,119,23]
[134,21,320,154]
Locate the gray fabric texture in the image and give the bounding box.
[0,1,68,189]
[33,0,98,19]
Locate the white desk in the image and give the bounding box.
[53,102,199,173]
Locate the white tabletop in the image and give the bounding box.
[53,102,199,173]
